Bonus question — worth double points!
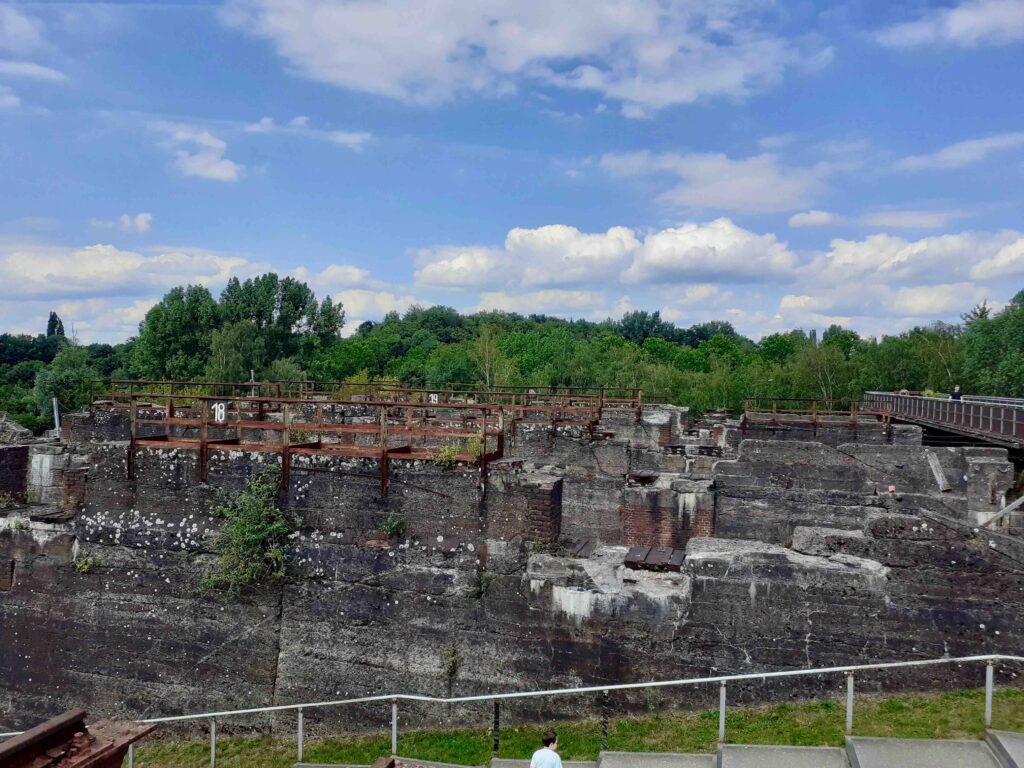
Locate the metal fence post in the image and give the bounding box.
[128,743,134,768]
[391,700,398,756]
[492,700,500,756]
[297,708,304,762]
[209,718,216,768]
[986,662,994,728]
[846,673,854,736]
[601,690,610,751]
[718,682,726,744]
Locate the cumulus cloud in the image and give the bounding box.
[415,245,505,289]
[804,230,1024,286]
[876,0,1024,48]
[624,218,798,284]
[154,122,244,182]
[222,0,826,113]
[0,241,252,300]
[332,289,423,320]
[601,151,828,213]
[0,60,66,81]
[971,237,1024,279]
[91,213,154,234]
[312,264,372,290]
[789,210,840,228]
[895,132,1024,171]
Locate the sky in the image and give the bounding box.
[1,0,1023,344]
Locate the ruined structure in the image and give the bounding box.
[1,385,1022,735]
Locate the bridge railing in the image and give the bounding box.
[864,391,1024,444]
[4,654,1019,766]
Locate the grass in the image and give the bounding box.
[133,688,1024,767]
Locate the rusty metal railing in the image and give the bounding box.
[741,398,892,431]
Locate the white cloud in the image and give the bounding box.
[0,241,252,300]
[0,60,66,81]
[244,115,375,151]
[895,132,1024,171]
[314,264,372,290]
[333,288,422,319]
[876,0,1024,48]
[0,84,19,109]
[327,130,374,151]
[415,245,505,289]
[804,229,1024,287]
[860,209,964,229]
[91,212,154,234]
[223,0,826,113]
[624,218,798,283]
[154,123,244,182]
[971,237,1024,279]
[0,6,43,53]
[601,151,828,213]
[475,289,605,315]
[789,210,840,228]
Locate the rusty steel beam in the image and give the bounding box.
[0,709,155,768]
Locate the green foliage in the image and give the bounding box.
[46,311,65,338]
[205,321,266,383]
[436,445,460,466]
[201,469,292,596]
[379,512,405,539]
[443,644,460,687]
[33,345,98,425]
[468,570,495,599]
[132,285,222,379]
[72,555,97,573]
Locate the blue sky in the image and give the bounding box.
[1,0,1023,343]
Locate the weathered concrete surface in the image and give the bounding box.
[719,745,848,768]
[845,737,1002,768]
[2,411,1024,735]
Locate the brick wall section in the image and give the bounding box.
[486,471,563,543]
[0,446,28,497]
[689,506,715,537]
[622,487,683,547]
[62,467,88,513]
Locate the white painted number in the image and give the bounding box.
[213,402,226,423]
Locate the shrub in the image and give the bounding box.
[436,445,460,467]
[468,570,495,599]
[380,512,405,539]
[73,555,97,573]
[200,468,292,596]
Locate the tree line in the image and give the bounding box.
[2,273,1021,432]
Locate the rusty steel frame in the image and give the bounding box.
[125,394,510,494]
[741,397,892,432]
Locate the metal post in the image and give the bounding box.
[601,689,610,751]
[492,700,500,756]
[128,743,134,768]
[391,700,398,756]
[985,662,994,728]
[846,673,854,736]
[718,682,726,743]
[297,708,304,762]
[210,718,216,768]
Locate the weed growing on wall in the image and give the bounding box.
[379,512,405,539]
[201,468,292,597]
[73,555,97,573]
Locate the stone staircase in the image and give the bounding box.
[297,731,1024,768]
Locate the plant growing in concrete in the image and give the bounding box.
[443,644,460,695]
[468,570,495,600]
[379,512,405,539]
[436,445,460,467]
[201,468,292,597]
[466,437,483,460]
[73,555,97,573]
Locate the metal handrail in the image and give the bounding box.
[3,654,1020,762]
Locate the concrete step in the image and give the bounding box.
[986,730,1024,768]
[718,744,848,768]
[598,751,713,767]
[846,737,1003,768]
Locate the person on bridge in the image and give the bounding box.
[531,731,563,768]
[950,385,962,401]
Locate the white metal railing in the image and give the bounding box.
[3,654,1022,765]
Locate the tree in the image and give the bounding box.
[312,296,345,341]
[46,312,65,337]
[132,285,222,379]
[34,346,98,425]
[205,321,266,383]
[468,324,515,387]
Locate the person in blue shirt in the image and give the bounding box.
[950,385,962,401]
[531,731,562,768]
